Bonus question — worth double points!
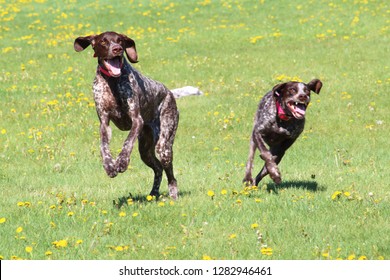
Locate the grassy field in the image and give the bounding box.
[0,0,389,260]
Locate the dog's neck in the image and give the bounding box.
[275,99,291,121]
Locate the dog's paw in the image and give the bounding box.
[242,176,254,186]
[168,184,179,200]
[266,161,281,184]
[272,175,282,185]
[269,169,282,184]
[104,162,118,178]
[115,155,130,173]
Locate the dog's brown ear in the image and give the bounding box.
[120,35,138,63]
[272,83,287,97]
[307,79,322,94]
[74,35,96,52]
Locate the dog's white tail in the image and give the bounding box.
[171,86,203,98]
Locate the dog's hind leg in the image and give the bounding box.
[156,92,179,200]
[138,126,163,197]
[243,135,256,185]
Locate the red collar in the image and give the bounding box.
[98,65,113,77]
[276,100,291,121]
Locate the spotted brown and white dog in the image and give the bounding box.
[74,31,179,199]
[243,79,323,186]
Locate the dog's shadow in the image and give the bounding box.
[265,180,326,194]
[113,191,192,208]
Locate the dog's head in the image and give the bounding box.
[74,31,138,77]
[272,79,322,120]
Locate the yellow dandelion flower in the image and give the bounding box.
[1,129,6,134]
[52,239,68,248]
[16,227,23,233]
[221,189,227,195]
[67,211,74,216]
[115,246,124,251]
[146,195,154,201]
[343,191,351,197]
[169,201,175,206]
[45,251,53,256]
[17,202,25,207]
[249,35,264,44]
[158,201,165,207]
[101,210,108,215]
[331,191,342,200]
[228,233,237,239]
[25,246,33,253]
[347,254,356,260]
[202,255,212,260]
[358,255,367,260]
[251,223,259,229]
[76,240,83,245]
[119,211,126,217]
[0,217,6,224]
[0,255,3,260]
[260,247,273,256]
[207,190,215,197]
[132,212,139,217]
[49,204,56,209]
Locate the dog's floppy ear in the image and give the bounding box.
[74,35,96,52]
[120,34,138,63]
[272,83,288,97]
[307,79,322,94]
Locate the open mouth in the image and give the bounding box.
[103,57,123,77]
[287,101,307,119]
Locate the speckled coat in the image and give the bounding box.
[74,32,179,199]
[243,79,322,186]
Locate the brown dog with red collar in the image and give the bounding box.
[74,31,179,199]
[243,79,322,186]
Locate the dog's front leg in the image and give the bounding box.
[115,103,144,173]
[99,113,118,178]
[253,132,282,184]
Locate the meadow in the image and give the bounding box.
[0,0,389,260]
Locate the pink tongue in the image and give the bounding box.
[107,58,121,76]
[295,104,306,115]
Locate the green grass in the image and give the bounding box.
[0,0,389,260]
